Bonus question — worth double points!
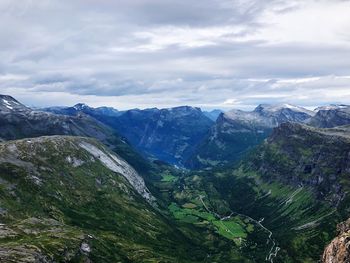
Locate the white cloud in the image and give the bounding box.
[0,0,349,110]
[255,0,350,45]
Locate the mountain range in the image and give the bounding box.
[1,94,350,262]
[186,103,315,168]
[43,104,215,166]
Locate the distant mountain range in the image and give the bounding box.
[43,104,215,166]
[4,96,350,171]
[41,101,350,170]
[1,94,350,262]
[0,95,150,173]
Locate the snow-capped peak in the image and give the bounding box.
[0,95,25,111]
[73,103,89,111]
[255,103,308,113]
[315,104,349,111]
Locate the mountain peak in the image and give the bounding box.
[169,105,202,112]
[73,103,90,111]
[315,104,350,111]
[0,94,28,112]
[308,104,350,128]
[254,103,312,114]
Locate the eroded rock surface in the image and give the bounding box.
[322,218,350,263]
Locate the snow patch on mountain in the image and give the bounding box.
[254,103,314,115]
[73,103,89,111]
[315,104,349,111]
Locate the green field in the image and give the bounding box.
[168,202,251,245]
[160,170,178,182]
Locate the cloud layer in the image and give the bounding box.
[0,0,350,110]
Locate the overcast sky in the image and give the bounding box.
[0,0,350,110]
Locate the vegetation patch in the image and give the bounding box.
[160,170,178,182]
[168,202,249,245]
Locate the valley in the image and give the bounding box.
[2,1,350,262]
[0,95,350,262]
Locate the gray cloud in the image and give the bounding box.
[0,0,349,110]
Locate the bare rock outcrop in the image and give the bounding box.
[322,218,350,263]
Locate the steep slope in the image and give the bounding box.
[245,123,350,209]
[307,104,350,128]
[0,95,149,173]
[219,123,350,261]
[322,218,350,263]
[0,136,211,262]
[186,104,313,169]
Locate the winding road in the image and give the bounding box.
[199,195,280,262]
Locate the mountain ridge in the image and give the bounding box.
[307,104,350,128]
[43,103,215,166]
[186,103,314,169]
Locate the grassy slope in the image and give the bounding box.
[0,136,209,262]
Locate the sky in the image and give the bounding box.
[0,0,350,110]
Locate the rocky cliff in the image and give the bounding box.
[322,218,350,263]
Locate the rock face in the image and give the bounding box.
[79,140,154,202]
[251,122,350,205]
[322,218,350,263]
[0,136,154,203]
[307,104,350,128]
[186,104,314,168]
